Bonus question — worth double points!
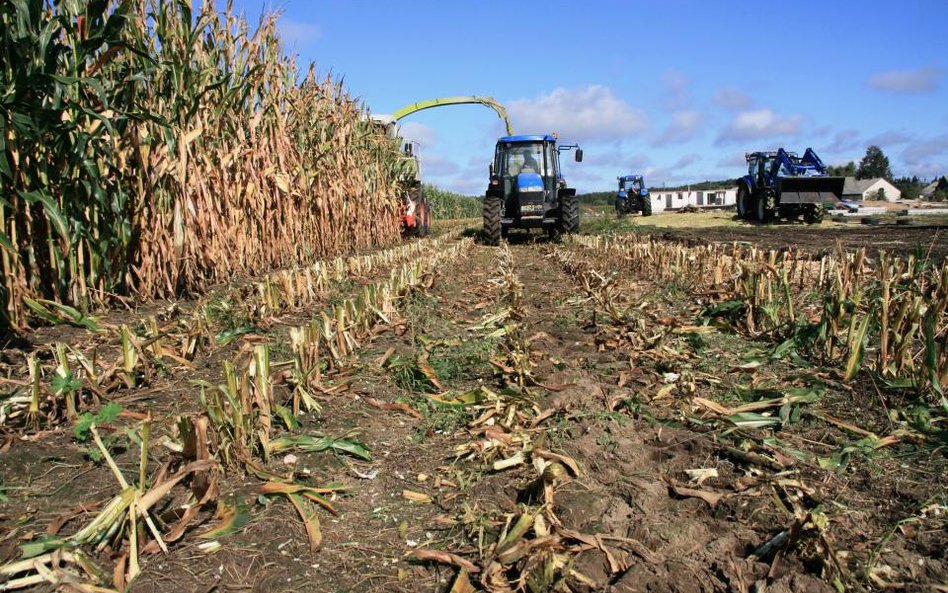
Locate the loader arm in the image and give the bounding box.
[801,147,827,172]
[391,96,514,135]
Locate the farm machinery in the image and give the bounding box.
[615,174,652,217]
[483,134,583,243]
[372,96,515,237]
[736,148,845,224]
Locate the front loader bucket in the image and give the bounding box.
[776,176,845,204]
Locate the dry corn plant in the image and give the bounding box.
[0,234,465,433]
[1,1,408,331]
[571,235,948,399]
[200,238,474,469]
[0,416,219,592]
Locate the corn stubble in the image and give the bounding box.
[0,1,409,330]
[572,235,948,401]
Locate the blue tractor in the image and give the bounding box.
[483,134,583,243]
[615,174,652,217]
[736,148,845,224]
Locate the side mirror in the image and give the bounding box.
[575,148,583,163]
[489,163,494,176]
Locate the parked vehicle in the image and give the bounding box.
[736,148,844,224]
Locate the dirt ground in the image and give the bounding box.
[1,224,946,593]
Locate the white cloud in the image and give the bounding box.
[419,153,459,178]
[582,150,649,171]
[712,86,752,110]
[716,153,749,168]
[901,134,948,172]
[279,18,322,48]
[672,153,701,168]
[867,67,944,93]
[716,109,804,144]
[865,130,913,147]
[507,85,648,142]
[827,128,860,153]
[661,70,691,112]
[399,122,437,148]
[654,111,705,146]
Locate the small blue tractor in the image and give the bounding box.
[483,134,583,243]
[736,148,844,224]
[614,174,652,217]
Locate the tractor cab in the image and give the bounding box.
[483,134,582,243]
[618,175,645,195]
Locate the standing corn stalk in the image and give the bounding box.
[0,1,406,331]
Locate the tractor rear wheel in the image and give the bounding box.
[561,194,580,234]
[483,195,502,245]
[737,187,752,220]
[803,203,824,224]
[756,191,777,223]
[642,195,653,216]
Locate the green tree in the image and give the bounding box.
[828,161,857,177]
[856,145,893,180]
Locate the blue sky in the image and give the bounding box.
[228,0,947,195]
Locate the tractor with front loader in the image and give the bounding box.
[615,174,652,217]
[483,135,583,243]
[736,148,844,224]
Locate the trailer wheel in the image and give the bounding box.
[642,195,652,217]
[483,195,502,245]
[756,191,776,223]
[561,194,580,234]
[803,203,824,224]
[737,187,753,220]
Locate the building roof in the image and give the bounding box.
[842,177,896,195]
[921,176,948,196]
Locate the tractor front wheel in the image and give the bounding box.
[803,203,824,224]
[615,199,626,218]
[756,191,777,224]
[561,194,580,234]
[737,187,753,220]
[642,195,652,216]
[483,195,502,245]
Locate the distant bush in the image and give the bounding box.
[578,192,615,206]
[423,185,482,219]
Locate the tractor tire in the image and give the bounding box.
[616,201,626,218]
[561,194,580,234]
[756,191,777,224]
[803,203,824,225]
[642,195,652,216]
[483,195,502,245]
[415,198,430,237]
[736,186,753,220]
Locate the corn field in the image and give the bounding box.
[571,235,948,402]
[0,1,411,330]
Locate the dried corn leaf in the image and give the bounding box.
[195,499,249,540]
[287,492,322,553]
[410,549,480,573]
[402,490,432,504]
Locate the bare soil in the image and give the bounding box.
[1,226,945,593]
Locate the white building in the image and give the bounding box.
[842,177,901,201]
[649,187,737,212]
